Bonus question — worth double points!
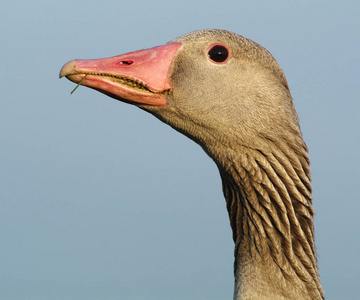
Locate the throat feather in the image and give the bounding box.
[219,141,324,299]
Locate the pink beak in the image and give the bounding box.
[59,42,182,106]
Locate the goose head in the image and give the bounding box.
[60,29,323,300]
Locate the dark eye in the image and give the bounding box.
[208,44,229,63]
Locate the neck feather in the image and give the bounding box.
[217,137,324,300]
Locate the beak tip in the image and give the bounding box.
[59,60,78,79]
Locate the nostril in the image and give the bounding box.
[119,60,134,65]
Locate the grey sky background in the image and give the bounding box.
[2,1,359,299]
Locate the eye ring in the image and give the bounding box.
[207,44,229,63]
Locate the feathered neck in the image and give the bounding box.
[216,137,324,299]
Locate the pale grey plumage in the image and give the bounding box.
[141,29,324,299]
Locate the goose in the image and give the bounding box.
[60,29,324,300]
